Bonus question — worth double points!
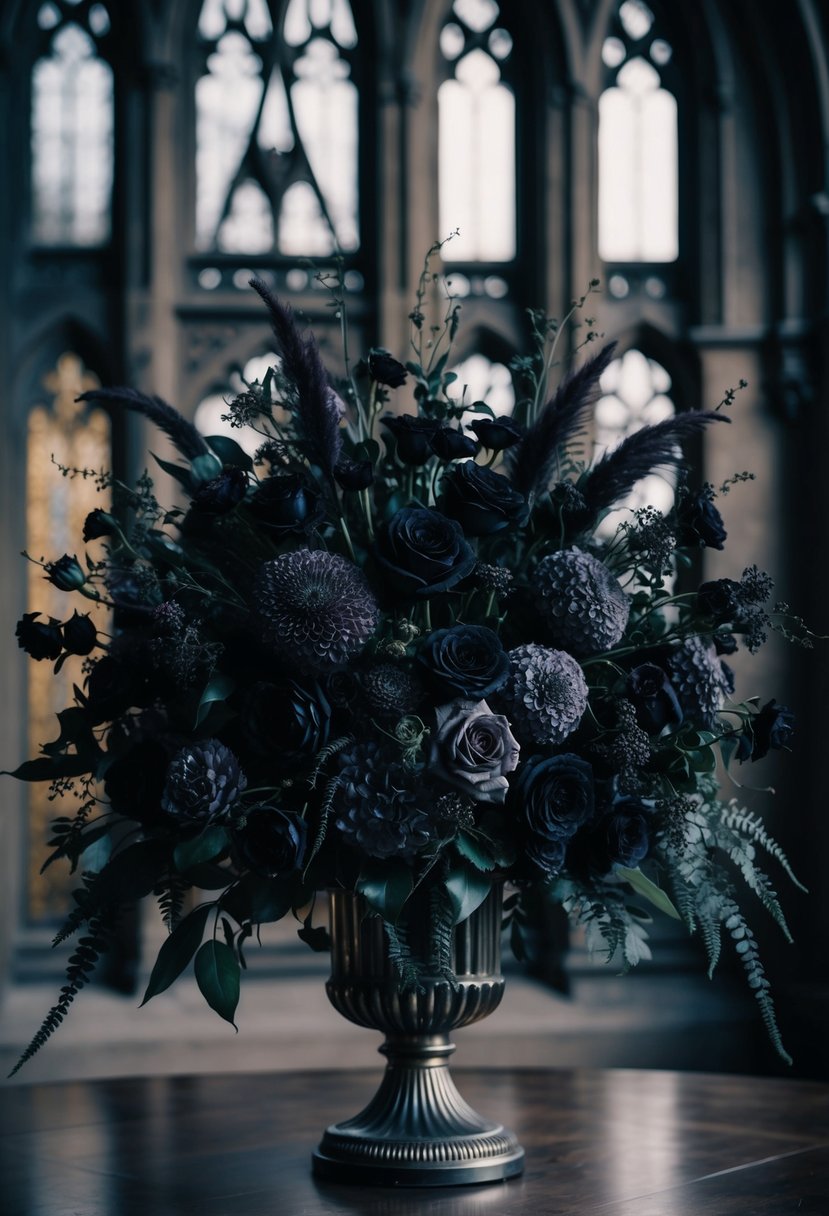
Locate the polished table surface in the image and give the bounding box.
[2,1067,828,1215]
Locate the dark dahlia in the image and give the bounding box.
[161,740,247,824]
[255,550,379,669]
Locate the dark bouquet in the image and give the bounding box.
[7,244,814,1073]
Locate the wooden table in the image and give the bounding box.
[2,1068,828,1214]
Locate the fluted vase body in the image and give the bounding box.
[312,884,525,1186]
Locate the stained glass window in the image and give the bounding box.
[593,348,676,539]
[599,1,678,263]
[450,353,515,414]
[195,0,359,257]
[26,354,111,922]
[439,0,516,262]
[31,6,114,246]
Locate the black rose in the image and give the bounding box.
[440,461,528,537]
[190,467,248,515]
[46,554,86,591]
[696,579,741,622]
[368,350,408,388]
[104,739,169,827]
[418,624,510,699]
[430,427,480,461]
[334,457,374,491]
[678,493,727,550]
[16,613,63,661]
[739,699,795,762]
[626,663,683,733]
[235,807,307,877]
[375,507,476,598]
[381,415,440,466]
[514,753,595,877]
[249,473,323,533]
[62,611,98,656]
[83,509,117,542]
[469,416,523,451]
[240,679,331,770]
[602,806,651,868]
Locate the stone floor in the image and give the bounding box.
[0,964,754,1086]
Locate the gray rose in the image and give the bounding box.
[431,698,520,805]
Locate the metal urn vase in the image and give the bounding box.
[312,884,525,1187]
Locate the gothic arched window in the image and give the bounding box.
[438,0,516,265]
[593,347,676,540]
[30,3,114,246]
[450,351,515,414]
[194,0,360,262]
[599,0,678,268]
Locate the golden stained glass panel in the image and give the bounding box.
[26,353,111,922]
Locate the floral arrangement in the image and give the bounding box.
[7,243,813,1074]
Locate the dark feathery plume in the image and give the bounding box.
[508,341,617,503]
[249,277,342,476]
[578,411,730,520]
[77,387,210,462]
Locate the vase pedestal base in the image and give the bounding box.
[312,1035,525,1188]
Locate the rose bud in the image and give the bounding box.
[190,467,248,515]
[368,349,408,388]
[469,416,524,451]
[381,414,441,466]
[677,492,727,550]
[15,612,63,661]
[248,472,323,534]
[626,663,683,733]
[440,460,528,536]
[430,427,479,461]
[83,509,118,542]
[234,807,307,878]
[45,554,87,591]
[334,457,374,491]
[62,611,98,655]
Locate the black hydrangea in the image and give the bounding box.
[333,741,435,860]
[161,740,247,824]
[255,550,379,670]
[668,637,735,728]
[534,548,629,655]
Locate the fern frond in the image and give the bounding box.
[720,899,792,1066]
[428,885,458,987]
[697,902,722,978]
[303,776,340,875]
[720,804,807,892]
[155,871,191,933]
[714,821,793,942]
[384,920,424,992]
[308,735,354,790]
[9,913,110,1075]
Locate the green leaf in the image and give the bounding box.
[194,940,240,1026]
[190,453,224,485]
[174,826,230,873]
[356,858,413,922]
[205,435,254,471]
[454,831,497,872]
[615,866,681,921]
[195,673,236,728]
[41,708,100,763]
[466,400,496,418]
[220,873,293,925]
[140,903,214,1005]
[2,753,96,782]
[720,734,739,770]
[444,862,492,925]
[151,452,195,493]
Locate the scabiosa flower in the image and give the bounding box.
[361,664,424,719]
[161,739,247,824]
[534,548,629,656]
[499,644,588,746]
[668,637,735,728]
[254,550,380,670]
[333,741,435,860]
